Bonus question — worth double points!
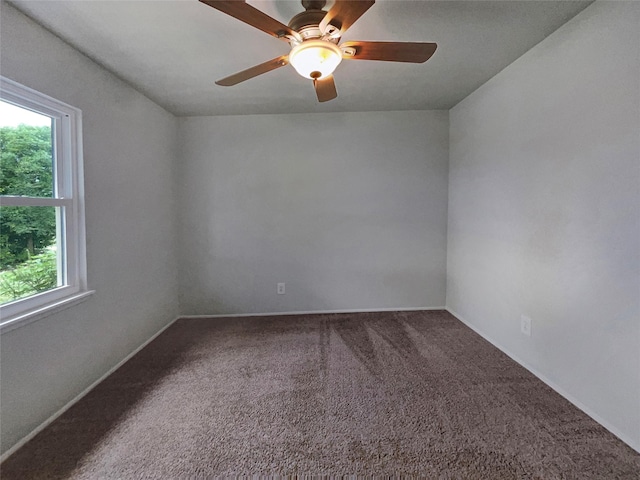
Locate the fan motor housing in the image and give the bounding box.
[288,10,329,41]
[301,0,326,10]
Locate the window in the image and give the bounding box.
[0,77,90,331]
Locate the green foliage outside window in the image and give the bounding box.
[0,249,57,304]
[0,124,58,304]
[0,125,56,268]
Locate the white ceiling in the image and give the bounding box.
[10,0,593,116]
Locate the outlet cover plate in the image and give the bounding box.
[521,315,531,336]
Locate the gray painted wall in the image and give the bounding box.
[0,4,180,454]
[447,1,640,450]
[177,111,449,315]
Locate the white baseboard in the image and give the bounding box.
[180,306,447,319]
[0,316,180,463]
[446,307,640,454]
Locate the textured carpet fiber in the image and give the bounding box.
[2,311,639,478]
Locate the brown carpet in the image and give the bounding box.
[2,311,639,478]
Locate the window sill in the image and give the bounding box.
[0,290,95,334]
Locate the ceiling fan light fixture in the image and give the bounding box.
[288,40,342,80]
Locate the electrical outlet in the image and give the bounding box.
[277,283,285,295]
[521,315,531,336]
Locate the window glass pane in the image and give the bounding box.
[0,100,54,198]
[0,206,62,305]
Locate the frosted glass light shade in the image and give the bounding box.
[289,40,342,79]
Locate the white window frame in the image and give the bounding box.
[0,77,92,332]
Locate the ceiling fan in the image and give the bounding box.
[200,0,437,102]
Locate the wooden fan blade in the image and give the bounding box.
[216,56,289,86]
[199,0,299,42]
[319,0,375,36]
[341,41,437,63]
[313,75,337,102]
